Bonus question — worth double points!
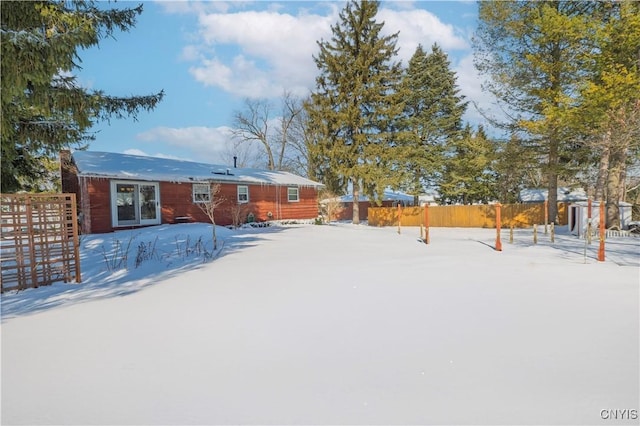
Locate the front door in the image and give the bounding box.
[111,181,161,227]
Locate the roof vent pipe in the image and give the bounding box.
[233,156,237,168]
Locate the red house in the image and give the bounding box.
[61,151,323,234]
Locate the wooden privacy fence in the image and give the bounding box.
[1,193,81,293]
[369,203,569,228]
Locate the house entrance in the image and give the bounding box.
[110,181,161,227]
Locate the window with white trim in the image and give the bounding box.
[287,187,299,202]
[192,183,211,203]
[237,185,249,203]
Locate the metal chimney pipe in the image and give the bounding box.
[233,156,237,168]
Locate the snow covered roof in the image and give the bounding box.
[323,189,415,204]
[519,187,588,203]
[71,151,323,188]
[418,192,438,205]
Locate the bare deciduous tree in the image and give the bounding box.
[228,202,252,228]
[282,95,314,177]
[195,183,225,250]
[275,91,305,173]
[220,137,262,169]
[231,91,306,173]
[232,98,275,170]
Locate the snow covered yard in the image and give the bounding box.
[1,223,638,425]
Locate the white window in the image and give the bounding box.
[237,185,249,203]
[192,183,211,203]
[288,187,299,202]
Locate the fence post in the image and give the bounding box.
[598,202,605,262]
[25,197,38,288]
[510,224,514,244]
[587,198,592,244]
[424,204,430,244]
[495,203,502,251]
[533,224,538,244]
[397,204,401,234]
[69,193,81,282]
[544,199,548,234]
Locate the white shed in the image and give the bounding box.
[568,201,633,236]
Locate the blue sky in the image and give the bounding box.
[77,1,486,167]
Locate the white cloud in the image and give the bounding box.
[454,54,506,134]
[180,45,201,61]
[454,54,486,123]
[135,126,237,163]
[156,1,235,15]
[378,8,469,63]
[187,8,335,98]
[170,3,488,129]
[181,4,470,100]
[189,55,278,98]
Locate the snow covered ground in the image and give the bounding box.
[2,223,639,425]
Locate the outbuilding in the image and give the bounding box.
[519,187,588,224]
[61,151,323,234]
[568,201,634,237]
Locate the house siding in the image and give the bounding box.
[70,178,319,234]
[61,151,322,234]
[83,178,113,234]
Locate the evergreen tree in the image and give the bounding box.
[306,0,404,224]
[398,43,467,204]
[474,1,596,222]
[493,135,539,203]
[1,1,164,192]
[572,1,640,228]
[438,125,497,205]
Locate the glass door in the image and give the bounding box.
[139,184,159,224]
[115,183,137,225]
[111,181,160,227]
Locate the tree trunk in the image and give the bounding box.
[352,178,360,224]
[264,143,275,170]
[605,146,626,229]
[594,132,611,202]
[547,139,559,223]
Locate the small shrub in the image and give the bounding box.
[319,190,345,223]
[134,236,159,268]
[101,234,135,271]
[174,234,211,261]
[228,203,252,228]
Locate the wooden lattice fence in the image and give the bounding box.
[1,193,81,293]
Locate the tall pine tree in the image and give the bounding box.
[573,1,640,227]
[493,135,539,203]
[398,43,466,204]
[306,0,404,223]
[438,125,497,205]
[1,1,164,192]
[474,1,595,222]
